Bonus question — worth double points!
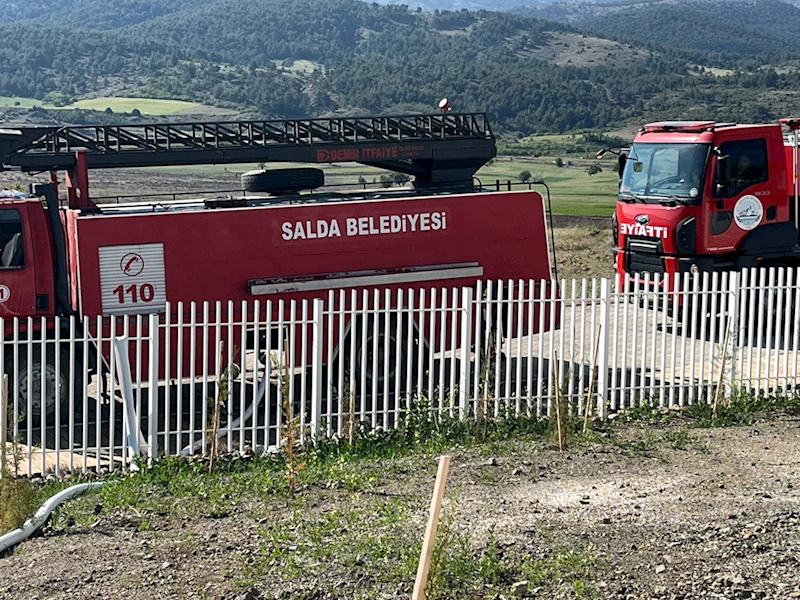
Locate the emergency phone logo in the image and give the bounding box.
[120,253,145,277]
[733,195,763,231]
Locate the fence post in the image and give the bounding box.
[726,271,740,395]
[113,337,145,468]
[310,298,324,442]
[459,287,473,420]
[147,314,159,465]
[596,278,611,419]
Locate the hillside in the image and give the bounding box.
[517,0,800,63]
[2,0,800,134]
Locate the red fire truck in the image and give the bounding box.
[0,113,557,423]
[613,118,800,292]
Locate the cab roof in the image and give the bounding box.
[641,121,733,133]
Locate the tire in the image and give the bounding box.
[337,313,427,398]
[241,168,324,194]
[5,345,82,428]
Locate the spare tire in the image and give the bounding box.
[241,168,324,194]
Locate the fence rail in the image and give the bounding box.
[3,267,799,476]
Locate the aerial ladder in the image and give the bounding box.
[0,113,496,209]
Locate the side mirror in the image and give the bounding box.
[633,161,643,173]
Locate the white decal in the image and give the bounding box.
[619,222,669,239]
[281,211,447,242]
[99,243,166,315]
[0,285,9,303]
[734,195,763,231]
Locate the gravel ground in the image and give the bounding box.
[1,417,799,600]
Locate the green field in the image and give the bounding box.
[145,157,618,216]
[0,96,44,108]
[0,95,232,115]
[66,97,219,115]
[476,157,618,216]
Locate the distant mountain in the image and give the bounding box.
[515,0,800,61]
[370,0,622,11]
[2,0,800,135]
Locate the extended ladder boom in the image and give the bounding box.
[0,113,495,187]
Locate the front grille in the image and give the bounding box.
[626,236,665,274]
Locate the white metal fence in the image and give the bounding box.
[3,267,800,476]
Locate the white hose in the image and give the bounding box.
[180,366,269,456]
[0,481,104,555]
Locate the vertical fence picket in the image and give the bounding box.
[792,268,800,389]
[567,280,577,410]
[536,281,546,416]
[697,273,709,404]
[678,273,691,407]
[494,283,504,415]
[250,299,261,451]
[459,287,473,420]
[610,275,621,411]
[755,269,768,397]
[577,279,587,407]
[597,278,611,419]
[449,287,459,417]
[639,273,650,404]
[406,288,415,418]
[547,280,557,415]
[394,289,403,426]
[648,273,659,403]
[525,280,534,414]
[472,283,483,418]
[515,280,525,414]
[773,269,785,393]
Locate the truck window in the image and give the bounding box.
[714,138,768,198]
[0,209,25,269]
[620,143,708,202]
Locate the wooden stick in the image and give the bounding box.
[584,330,602,434]
[412,455,451,600]
[553,352,566,451]
[713,317,733,419]
[209,342,225,472]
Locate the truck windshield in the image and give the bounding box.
[620,143,709,203]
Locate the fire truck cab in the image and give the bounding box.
[614,119,800,281]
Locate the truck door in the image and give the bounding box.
[709,138,771,248]
[0,205,37,318]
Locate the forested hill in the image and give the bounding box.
[516,0,800,63]
[3,0,800,135]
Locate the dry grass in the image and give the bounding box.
[552,222,614,281]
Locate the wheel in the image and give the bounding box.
[241,168,324,194]
[338,313,427,397]
[5,345,82,428]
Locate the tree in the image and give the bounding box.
[554,157,564,168]
[392,173,411,187]
[518,170,532,183]
[379,174,392,188]
[587,164,603,176]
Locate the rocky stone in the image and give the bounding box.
[510,580,529,596]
